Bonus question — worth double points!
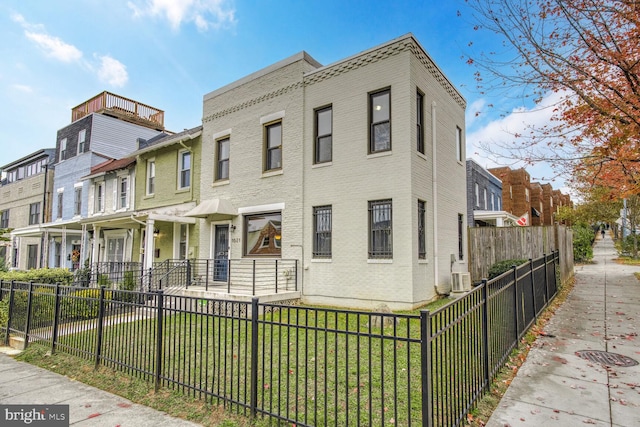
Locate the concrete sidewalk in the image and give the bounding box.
[487,233,640,426]
[0,351,200,426]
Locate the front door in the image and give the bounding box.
[214,225,229,281]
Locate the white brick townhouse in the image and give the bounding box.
[192,34,468,310]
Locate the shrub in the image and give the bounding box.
[616,233,640,258]
[62,288,112,320]
[488,259,528,279]
[6,286,57,330]
[0,268,73,285]
[97,274,112,287]
[0,301,9,339]
[572,223,595,262]
[114,271,139,303]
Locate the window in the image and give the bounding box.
[491,191,495,210]
[95,182,105,213]
[245,212,282,256]
[0,210,9,228]
[119,177,129,209]
[17,167,24,180]
[417,90,424,154]
[27,245,38,269]
[78,130,86,154]
[497,196,502,211]
[483,188,488,209]
[456,126,463,162]
[370,89,391,153]
[315,106,332,163]
[216,138,230,180]
[313,206,332,258]
[179,151,191,189]
[418,200,426,259]
[74,187,82,216]
[509,186,513,199]
[29,202,41,225]
[369,200,392,259]
[179,224,188,259]
[60,138,67,161]
[265,122,282,171]
[458,213,464,260]
[525,188,530,202]
[474,183,479,207]
[57,192,63,219]
[146,160,156,195]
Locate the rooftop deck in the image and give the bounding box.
[71,91,164,131]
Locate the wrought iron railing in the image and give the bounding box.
[0,251,560,426]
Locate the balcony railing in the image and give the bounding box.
[72,259,298,296]
[71,91,164,130]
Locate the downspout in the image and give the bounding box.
[431,101,441,295]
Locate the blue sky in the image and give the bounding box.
[0,0,563,188]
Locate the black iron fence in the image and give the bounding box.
[71,259,299,295]
[0,251,559,426]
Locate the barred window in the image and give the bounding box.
[418,200,426,259]
[313,206,332,258]
[74,188,82,216]
[369,200,392,259]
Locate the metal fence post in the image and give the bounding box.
[275,259,279,294]
[512,266,520,340]
[155,290,164,392]
[4,281,15,346]
[94,286,106,369]
[252,259,256,295]
[186,259,191,289]
[295,259,298,291]
[420,309,432,427]
[51,283,61,354]
[543,253,549,306]
[250,297,259,419]
[481,279,490,388]
[227,259,232,293]
[529,258,537,320]
[205,259,210,292]
[24,282,34,350]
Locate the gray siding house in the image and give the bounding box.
[45,93,163,270]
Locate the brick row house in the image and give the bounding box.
[0,34,469,310]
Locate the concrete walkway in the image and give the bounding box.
[487,233,640,426]
[0,351,200,426]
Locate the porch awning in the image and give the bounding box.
[184,198,237,219]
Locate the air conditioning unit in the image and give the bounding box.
[451,272,471,293]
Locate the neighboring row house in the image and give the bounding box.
[0,149,55,269]
[485,166,572,226]
[466,159,519,226]
[1,34,469,310]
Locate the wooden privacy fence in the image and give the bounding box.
[468,224,573,283]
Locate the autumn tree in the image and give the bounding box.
[464,0,640,194]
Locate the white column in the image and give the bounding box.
[92,225,101,263]
[144,219,155,271]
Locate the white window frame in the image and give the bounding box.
[146,159,156,195]
[95,182,105,213]
[178,150,191,190]
[60,138,67,161]
[77,129,86,154]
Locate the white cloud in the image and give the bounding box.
[96,55,129,87]
[11,84,33,93]
[24,31,83,62]
[13,15,129,88]
[466,90,574,184]
[128,0,236,31]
